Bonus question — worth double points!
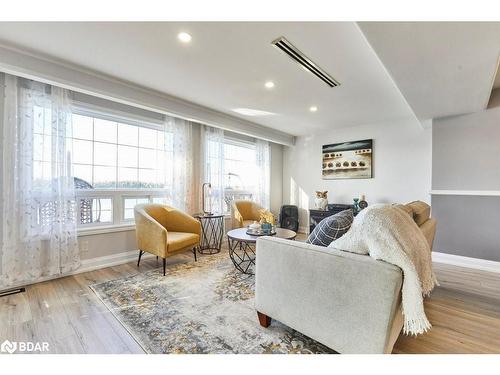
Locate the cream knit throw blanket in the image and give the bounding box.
[330,204,438,335]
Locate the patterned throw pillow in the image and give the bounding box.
[306,209,354,247]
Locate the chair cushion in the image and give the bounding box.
[306,209,354,247]
[167,232,200,253]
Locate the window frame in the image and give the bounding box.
[69,106,172,232]
[220,135,258,214]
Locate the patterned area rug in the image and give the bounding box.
[90,251,334,354]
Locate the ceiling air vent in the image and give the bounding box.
[272,36,340,88]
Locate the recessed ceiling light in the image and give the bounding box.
[177,32,192,43]
[309,106,318,112]
[265,81,275,89]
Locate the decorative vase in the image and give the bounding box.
[261,221,272,234]
[353,198,360,212]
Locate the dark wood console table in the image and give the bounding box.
[309,204,355,233]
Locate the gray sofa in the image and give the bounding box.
[255,201,436,354]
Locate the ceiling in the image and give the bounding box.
[0,22,498,136]
[359,22,500,119]
[0,22,417,137]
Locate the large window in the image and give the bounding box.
[69,113,172,189]
[222,139,258,213]
[37,110,175,228]
[204,127,270,215]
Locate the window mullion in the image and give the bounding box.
[114,191,122,226]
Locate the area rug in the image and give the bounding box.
[90,252,334,354]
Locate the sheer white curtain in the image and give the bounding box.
[255,139,271,209]
[165,116,195,213]
[201,125,225,214]
[1,74,79,289]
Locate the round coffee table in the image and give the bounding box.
[226,227,296,275]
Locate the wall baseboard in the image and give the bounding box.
[432,251,500,274]
[298,226,309,234]
[0,249,154,293]
[430,189,500,197]
[79,249,154,274]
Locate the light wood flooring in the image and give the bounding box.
[1,244,500,354]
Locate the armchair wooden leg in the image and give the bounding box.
[193,247,198,262]
[257,311,271,328]
[137,250,145,267]
[163,258,166,276]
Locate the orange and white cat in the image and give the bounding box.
[314,191,328,210]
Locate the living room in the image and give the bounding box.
[1,1,500,373]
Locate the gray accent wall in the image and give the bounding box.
[432,106,500,261]
[432,195,500,262]
[433,107,500,190]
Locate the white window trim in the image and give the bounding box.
[72,103,165,132]
[77,223,136,237]
[76,188,169,230]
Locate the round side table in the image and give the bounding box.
[193,213,225,254]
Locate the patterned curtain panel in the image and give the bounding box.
[255,139,271,210]
[1,74,79,289]
[164,116,195,213]
[201,125,225,215]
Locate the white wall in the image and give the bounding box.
[283,120,432,232]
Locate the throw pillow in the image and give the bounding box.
[306,209,354,247]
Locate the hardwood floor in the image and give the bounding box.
[1,249,500,354]
[393,262,500,354]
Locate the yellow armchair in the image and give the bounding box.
[231,200,275,229]
[134,204,201,275]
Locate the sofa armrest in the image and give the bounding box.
[134,208,167,257]
[255,237,403,353]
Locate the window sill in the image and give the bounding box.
[77,224,136,237]
[77,216,232,237]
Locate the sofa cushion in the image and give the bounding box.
[406,201,431,226]
[306,209,353,247]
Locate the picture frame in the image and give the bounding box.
[322,139,373,179]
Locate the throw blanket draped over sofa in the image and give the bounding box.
[331,204,438,335]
